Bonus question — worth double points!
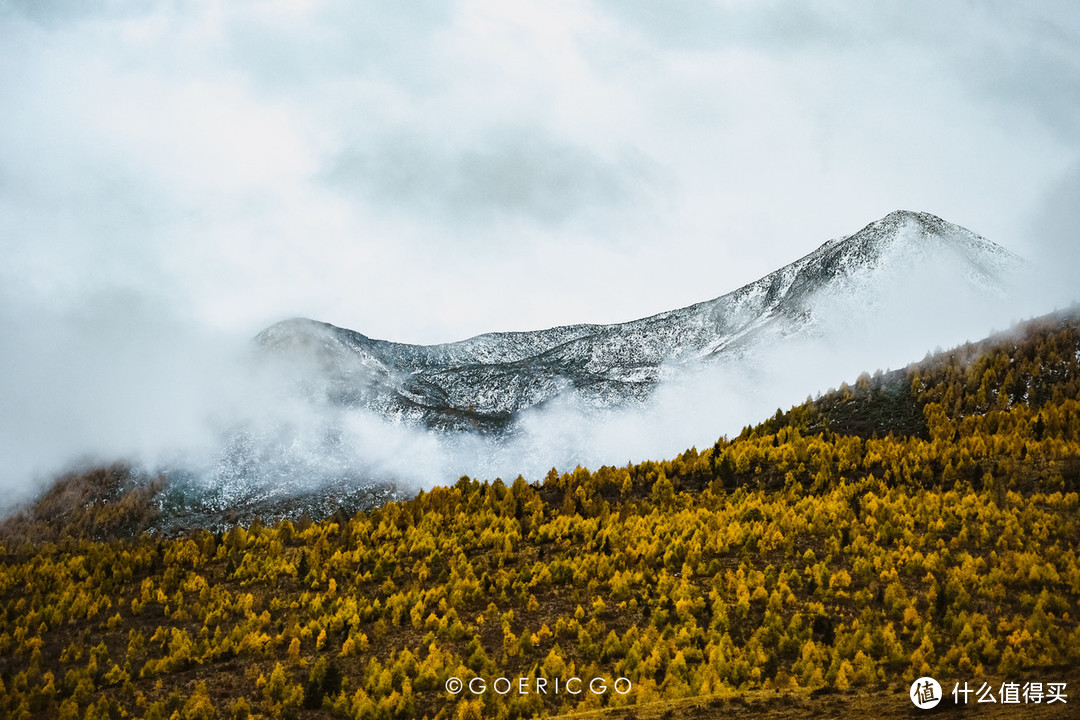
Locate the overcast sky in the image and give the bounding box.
[2,0,1078,344]
[1,1,1079,500]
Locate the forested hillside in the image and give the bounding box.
[2,309,1079,719]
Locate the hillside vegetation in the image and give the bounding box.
[2,309,1080,719]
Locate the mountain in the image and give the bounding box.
[4,306,1079,720]
[256,210,1023,432]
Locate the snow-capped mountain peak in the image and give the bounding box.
[255,211,1024,431]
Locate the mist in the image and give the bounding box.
[0,294,238,511]
[0,240,1055,518]
[2,2,1077,516]
[487,252,1052,479]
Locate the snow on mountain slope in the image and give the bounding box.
[256,210,1024,431]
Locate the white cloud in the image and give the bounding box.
[1,0,1078,501]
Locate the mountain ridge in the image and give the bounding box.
[6,302,1077,540]
[255,210,1023,430]
[4,305,1080,720]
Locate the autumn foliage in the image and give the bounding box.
[2,309,1080,718]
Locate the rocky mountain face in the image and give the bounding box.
[256,210,1023,433]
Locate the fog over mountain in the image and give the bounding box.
[256,210,1020,431]
[0,209,1047,524]
[3,3,1078,524]
[143,210,1030,523]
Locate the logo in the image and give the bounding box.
[911,676,942,709]
[444,676,631,696]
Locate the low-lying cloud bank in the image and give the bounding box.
[0,254,1064,517]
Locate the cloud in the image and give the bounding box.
[3,0,1075,339]
[590,0,868,53]
[322,127,655,228]
[218,2,454,95]
[1022,162,1080,307]
[953,3,1080,144]
[1,1,1079,505]
[0,290,243,510]
[0,0,152,27]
